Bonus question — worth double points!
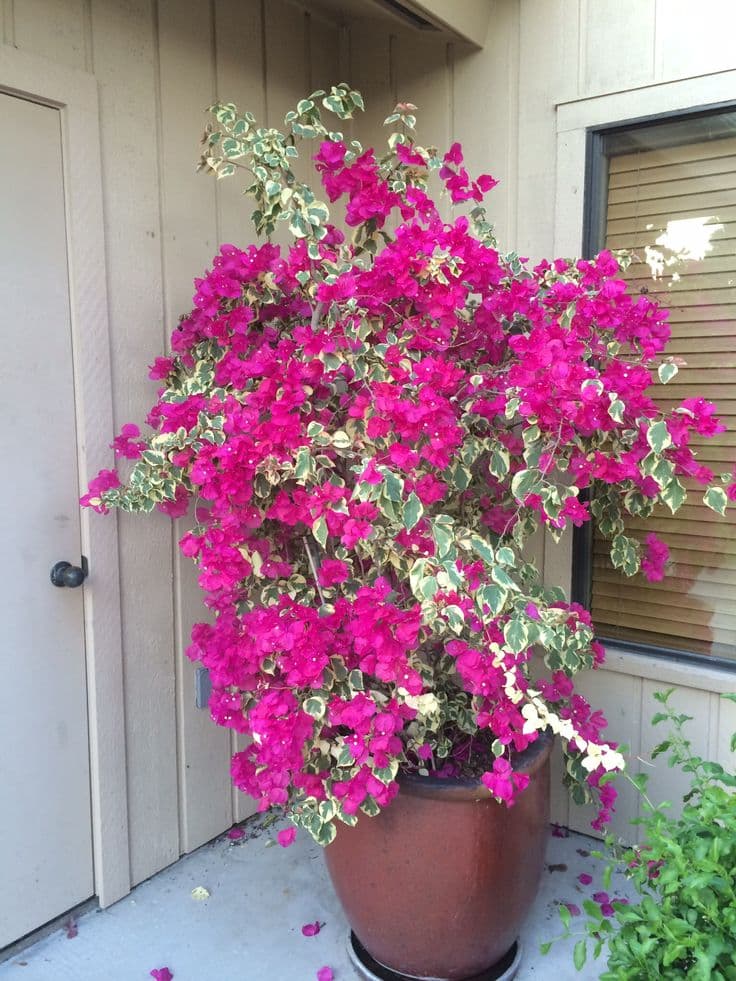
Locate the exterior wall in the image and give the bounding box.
[3,0,351,892]
[333,0,736,834]
[7,0,735,901]
[511,0,736,833]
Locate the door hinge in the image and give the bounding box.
[194,666,212,709]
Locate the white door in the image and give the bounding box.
[0,92,94,948]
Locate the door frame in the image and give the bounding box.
[0,44,130,907]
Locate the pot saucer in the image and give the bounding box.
[347,932,523,981]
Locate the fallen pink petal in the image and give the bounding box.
[277,826,297,848]
[562,902,581,916]
[578,873,593,885]
[551,824,569,838]
[64,919,78,940]
[227,826,245,840]
[317,968,334,981]
[301,921,323,937]
[150,969,173,981]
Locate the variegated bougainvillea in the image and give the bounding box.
[83,85,733,845]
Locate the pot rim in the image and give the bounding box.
[396,728,553,800]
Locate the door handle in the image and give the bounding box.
[50,557,88,588]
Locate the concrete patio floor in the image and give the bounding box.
[1,816,634,981]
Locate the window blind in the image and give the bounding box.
[591,134,736,659]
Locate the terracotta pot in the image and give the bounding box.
[324,731,553,981]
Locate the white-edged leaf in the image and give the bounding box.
[403,491,424,531]
[504,618,529,653]
[658,362,679,384]
[704,486,728,515]
[608,398,625,423]
[312,516,328,548]
[646,420,671,454]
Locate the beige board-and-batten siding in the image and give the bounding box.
[537,0,736,834]
[3,0,518,901]
[8,0,736,905]
[355,0,736,839]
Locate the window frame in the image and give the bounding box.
[571,102,736,670]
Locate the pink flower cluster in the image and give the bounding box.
[82,126,731,838]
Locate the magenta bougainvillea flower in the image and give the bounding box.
[316,968,334,981]
[640,533,670,582]
[277,827,297,848]
[150,969,173,981]
[301,921,323,937]
[82,85,733,847]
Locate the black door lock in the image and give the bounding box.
[50,557,88,588]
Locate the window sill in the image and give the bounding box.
[598,643,736,693]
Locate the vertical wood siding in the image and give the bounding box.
[3,0,371,889]
[512,0,736,831]
[6,0,736,890]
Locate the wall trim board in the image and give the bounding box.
[556,66,736,133]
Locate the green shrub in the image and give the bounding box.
[547,689,736,979]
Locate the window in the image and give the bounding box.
[577,108,736,662]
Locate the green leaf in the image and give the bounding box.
[511,468,542,501]
[312,516,328,548]
[539,942,552,955]
[602,863,612,890]
[294,448,312,480]
[477,584,507,615]
[445,604,465,633]
[610,534,640,576]
[661,477,687,514]
[490,447,510,478]
[432,523,454,559]
[409,558,428,596]
[331,430,351,449]
[288,212,310,238]
[646,420,672,454]
[658,362,679,384]
[583,899,604,920]
[304,695,327,719]
[314,821,336,846]
[505,396,520,420]
[573,940,587,971]
[470,535,495,565]
[704,486,728,515]
[307,201,330,225]
[403,491,424,531]
[504,618,529,654]
[608,398,625,423]
[496,546,515,566]
[490,566,519,590]
[141,449,165,467]
[383,469,404,502]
